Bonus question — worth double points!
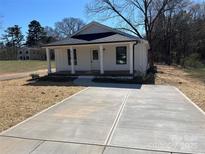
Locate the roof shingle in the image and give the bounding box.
[43,22,140,47]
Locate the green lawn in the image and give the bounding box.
[185,66,205,83]
[0,60,55,74]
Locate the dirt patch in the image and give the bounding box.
[156,65,205,112]
[0,77,84,132]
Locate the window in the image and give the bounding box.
[26,51,28,54]
[116,46,127,64]
[19,51,22,54]
[92,50,98,60]
[67,49,77,65]
[26,56,29,60]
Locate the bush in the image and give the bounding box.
[92,72,155,84]
[30,73,40,80]
[144,73,155,84]
[134,72,155,84]
[38,76,77,82]
[183,53,204,68]
[147,65,157,74]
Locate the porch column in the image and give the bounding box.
[129,43,134,74]
[99,45,104,74]
[46,48,51,74]
[70,46,75,74]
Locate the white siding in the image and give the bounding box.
[134,42,148,74]
[54,42,148,73]
[55,48,70,71]
[103,44,130,71]
[55,47,91,72]
[75,46,91,71]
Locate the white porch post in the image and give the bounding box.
[99,45,104,74]
[46,48,51,74]
[129,43,134,74]
[70,46,75,74]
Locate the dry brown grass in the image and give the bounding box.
[0,78,84,132]
[156,65,205,112]
[1,66,204,132]
[0,60,55,75]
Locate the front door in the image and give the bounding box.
[90,49,100,70]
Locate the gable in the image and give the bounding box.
[75,22,115,35]
[71,22,139,41]
[44,22,141,47]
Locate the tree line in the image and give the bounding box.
[1,0,204,67]
[0,17,85,60]
[86,0,205,68]
[0,17,85,48]
[153,2,205,67]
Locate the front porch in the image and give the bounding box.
[45,42,134,76]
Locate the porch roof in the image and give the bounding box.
[43,33,139,47]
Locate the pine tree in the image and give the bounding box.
[2,25,24,48]
[26,20,46,47]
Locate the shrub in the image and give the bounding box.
[134,75,143,83]
[30,73,40,80]
[144,73,155,84]
[147,65,157,74]
[183,53,204,68]
[134,72,155,84]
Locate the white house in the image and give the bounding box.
[43,21,149,76]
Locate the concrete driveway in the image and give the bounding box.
[0,85,205,154]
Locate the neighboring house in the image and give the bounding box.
[0,48,17,60]
[17,48,46,60]
[43,21,149,75]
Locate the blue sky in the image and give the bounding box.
[0,0,92,35]
[0,0,204,36]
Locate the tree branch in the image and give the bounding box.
[105,0,143,38]
[116,27,139,35]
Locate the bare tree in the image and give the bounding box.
[86,0,188,67]
[151,1,205,66]
[54,17,85,39]
[44,26,60,40]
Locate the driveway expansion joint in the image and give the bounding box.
[106,145,196,154]
[0,134,105,147]
[29,140,44,154]
[0,135,195,154]
[102,90,131,154]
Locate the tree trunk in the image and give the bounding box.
[166,39,171,65]
[148,42,154,67]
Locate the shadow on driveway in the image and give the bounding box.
[24,75,142,89]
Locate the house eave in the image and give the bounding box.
[42,40,138,48]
